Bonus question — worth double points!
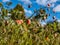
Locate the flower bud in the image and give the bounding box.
[27,19,31,25]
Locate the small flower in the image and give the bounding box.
[27,19,31,25]
[16,20,23,25]
[44,16,46,20]
[54,33,58,37]
[45,36,50,41]
[47,3,51,7]
[20,20,23,23]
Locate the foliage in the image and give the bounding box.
[0,2,60,45]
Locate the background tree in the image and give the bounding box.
[11,4,25,20]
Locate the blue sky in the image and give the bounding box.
[0,0,60,22]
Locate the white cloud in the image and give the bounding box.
[58,20,60,22]
[36,0,58,7]
[24,9,32,14]
[18,0,32,4]
[40,21,46,27]
[53,5,60,12]
[57,19,60,23]
[50,0,57,3]
[2,0,10,2]
[36,0,47,6]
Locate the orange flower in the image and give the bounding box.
[27,19,31,25]
[16,20,23,25]
[45,37,50,41]
[20,20,23,23]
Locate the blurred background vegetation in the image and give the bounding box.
[0,2,60,45]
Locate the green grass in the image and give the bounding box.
[0,19,60,45]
